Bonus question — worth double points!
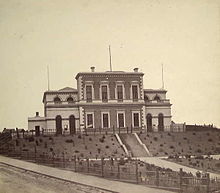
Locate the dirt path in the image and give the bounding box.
[0,163,111,193]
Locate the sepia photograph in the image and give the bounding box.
[0,0,220,193]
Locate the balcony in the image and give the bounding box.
[145,99,171,106]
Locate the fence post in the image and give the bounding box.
[206,173,210,193]
[62,152,65,168]
[179,168,183,193]
[131,125,133,133]
[117,162,120,179]
[135,159,139,184]
[156,169,159,187]
[74,156,77,172]
[34,146,37,162]
[101,157,104,177]
[87,158,90,173]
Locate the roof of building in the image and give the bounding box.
[75,71,144,79]
[144,89,167,93]
[42,87,78,102]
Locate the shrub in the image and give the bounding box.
[89,138,92,141]
[153,137,158,141]
[208,138,212,142]
[65,139,73,143]
[50,148,53,152]
[170,146,174,149]
[99,138,104,143]
[75,150,79,153]
[28,137,34,142]
[106,145,109,149]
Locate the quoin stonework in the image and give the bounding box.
[28,67,184,134]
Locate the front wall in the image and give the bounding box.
[145,106,171,131]
[81,75,143,100]
[45,107,80,131]
[83,105,143,129]
[28,120,46,131]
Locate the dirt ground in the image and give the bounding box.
[0,163,113,193]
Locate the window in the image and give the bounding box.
[144,95,149,102]
[117,113,125,128]
[86,85,92,102]
[146,114,152,132]
[86,113,94,128]
[54,97,61,104]
[117,85,123,100]
[67,97,74,103]
[158,113,164,131]
[132,85,138,100]
[102,113,109,128]
[153,95,161,101]
[133,113,140,127]
[101,85,108,101]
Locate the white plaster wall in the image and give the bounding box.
[45,93,78,103]
[28,121,46,131]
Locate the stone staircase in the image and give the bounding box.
[119,133,151,157]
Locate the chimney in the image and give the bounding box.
[91,66,95,72]
[133,68,139,72]
[36,112,39,117]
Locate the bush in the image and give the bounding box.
[65,139,73,143]
[153,137,158,141]
[89,138,92,141]
[28,137,34,142]
[99,138,104,143]
[105,145,109,149]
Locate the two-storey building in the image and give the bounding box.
[28,67,173,134]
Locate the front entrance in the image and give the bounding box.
[146,114,153,132]
[35,126,40,137]
[158,113,164,132]
[69,115,76,134]
[56,115,62,135]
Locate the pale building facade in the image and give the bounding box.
[28,67,174,134]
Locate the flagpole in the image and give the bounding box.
[109,45,112,71]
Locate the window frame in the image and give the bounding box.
[132,111,140,128]
[117,111,125,128]
[131,84,139,101]
[101,112,110,128]
[85,84,94,102]
[85,112,94,128]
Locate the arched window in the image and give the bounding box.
[144,95,149,102]
[146,114,152,132]
[153,95,161,101]
[55,115,62,135]
[54,96,61,104]
[67,97,74,104]
[158,113,164,131]
[69,115,76,135]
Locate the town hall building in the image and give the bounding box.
[28,67,177,134]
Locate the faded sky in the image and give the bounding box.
[0,0,220,131]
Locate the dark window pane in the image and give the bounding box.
[132,85,138,99]
[117,85,123,100]
[102,85,108,100]
[133,113,139,127]
[103,113,109,128]
[86,86,92,102]
[118,113,124,128]
[87,114,93,128]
